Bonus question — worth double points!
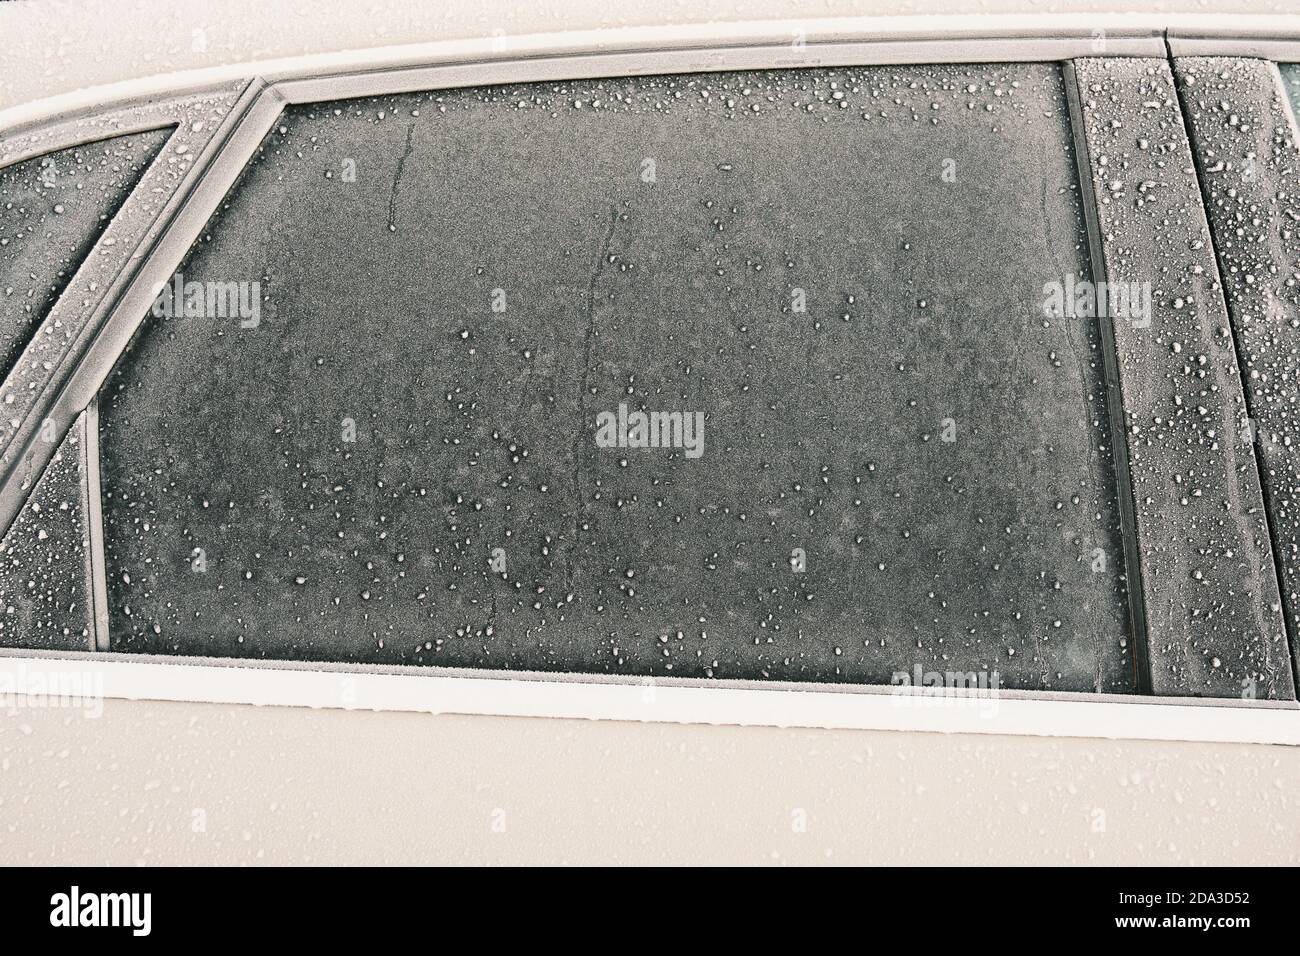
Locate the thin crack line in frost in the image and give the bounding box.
[567,206,619,591]
[386,123,415,233]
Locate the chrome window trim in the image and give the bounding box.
[0,117,177,173]
[2,23,1297,738]
[1168,32,1300,60]
[82,401,110,651]
[0,16,1178,135]
[0,648,1295,745]
[0,81,258,172]
[269,35,1161,105]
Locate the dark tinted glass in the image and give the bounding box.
[0,130,170,382]
[1279,62,1300,116]
[97,65,1138,691]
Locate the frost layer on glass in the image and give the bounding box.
[1279,62,1300,119]
[1170,58,1300,699]
[0,130,170,382]
[0,416,92,649]
[98,65,1138,691]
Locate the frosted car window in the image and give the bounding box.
[0,416,93,650]
[1279,62,1300,117]
[0,130,170,383]
[96,65,1140,692]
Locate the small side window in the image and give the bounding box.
[0,414,92,649]
[0,130,171,382]
[0,129,171,650]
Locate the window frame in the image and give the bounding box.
[1167,29,1300,60]
[0,81,258,554]
[3,19,1300,744]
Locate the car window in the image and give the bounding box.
[91,63,1149,692]
[1279,61,1300,115]
[0,130,171,383]
[0,415,92,649]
